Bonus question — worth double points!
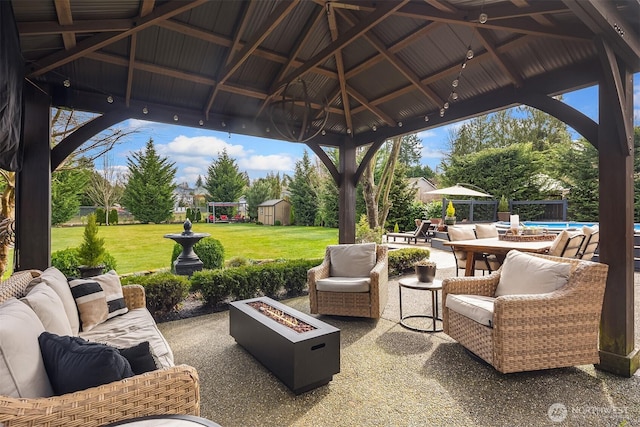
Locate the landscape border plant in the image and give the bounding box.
[388,248,430,276]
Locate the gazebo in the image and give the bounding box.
[2,0,638,376]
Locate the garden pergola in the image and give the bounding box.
[2,0,639,376]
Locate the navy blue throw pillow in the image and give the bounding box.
[117,341,159,375]
[38,332,134,395]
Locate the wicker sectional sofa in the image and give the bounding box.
[0,268,200,427]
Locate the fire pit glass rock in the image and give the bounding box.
[164,219,210,276]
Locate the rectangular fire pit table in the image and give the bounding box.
[229,296,340,394]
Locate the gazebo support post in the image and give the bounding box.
[596,59,639,377]
[15,82,51,271]
[338,140,356,244]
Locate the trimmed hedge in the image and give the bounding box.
[388,248,430,276]
[120,272,190,315]
[170,237,224,271]
[191,258,321,306]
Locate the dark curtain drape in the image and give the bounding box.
[0,2,24,171]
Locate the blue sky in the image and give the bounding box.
[106,77,640,186]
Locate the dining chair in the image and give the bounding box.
[548,230,585,258]
[578,225,599,260]
[447,227,496,276]
[473,224,501,271]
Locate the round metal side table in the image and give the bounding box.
[398,277,443,333]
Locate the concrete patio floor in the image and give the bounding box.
[159,248,640,427]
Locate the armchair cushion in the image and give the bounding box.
[21,283,73,336]
[329,243,376,277]
[495,250,571,297]
[0,298,54,398]
[315,277,370,292]
[445,294,495,327]
[30,267,81,335]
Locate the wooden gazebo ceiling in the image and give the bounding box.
[12,0,640,150]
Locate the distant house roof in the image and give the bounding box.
[258,199,289,207]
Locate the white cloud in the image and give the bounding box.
[238,154,295,172]
[417,130,437,139]
[158,135,246,158]
[421,147,445,159]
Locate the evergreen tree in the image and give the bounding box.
[289,151,318,226]
[195,175,204,188]
[317,173,339,228]
[77,213,105,267]
[246,180,271,220]
[385,164,417,231]
[263,171,285,199]
[204,149,248,216]
[51,168,89,226]
[121,138,177,223]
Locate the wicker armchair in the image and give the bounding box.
[0,273,200,427]
[308,243,388,318]
[442,253,609,373]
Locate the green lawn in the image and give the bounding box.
[47,223,337,274]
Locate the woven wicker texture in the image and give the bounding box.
[442,253,608,373]
[0,365,200,426]
[308,244,388,319]
[0,270,41,304]
[0,270,201,425]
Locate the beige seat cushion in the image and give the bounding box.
[80,308,174,368]
[316,277,371,292]
[29,267,81,336]
[475,224,498,239]
[329,243,376,277]
[0,298,54,398]
[447,227,477,261]
[495,250,571,297]
[446,294,495,327]
[21,283,73,336]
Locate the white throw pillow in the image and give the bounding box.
[329,243,376,277]
[30,267,81,336]
[21,283,73,336]
[0,298,54,398]
[495,250,572,297]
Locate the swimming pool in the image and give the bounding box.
[498,221,640,233]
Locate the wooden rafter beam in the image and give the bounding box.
[154,19,337,79]
[346,84,395,127]
[398,3,590,41]
[139,0,155,17]
[423,0,457,14]
[475,28,523,87]
[272,0,409,93]
[258,7,325,118]
[344,22,441,80]
[54,0,76,49]
[18,19,134,35]
[27,0,209,77]
[340,9,444,106]
[596,37,634,155]
[204,0,300,117]
[327,3,353,135]
[87,51,344,115]
[508,0,554,26]
[125,34,137,107]
[349,35,530,116]
[563,0,640,70]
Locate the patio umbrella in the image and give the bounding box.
[426,184,493,198]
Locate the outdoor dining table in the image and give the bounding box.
[443,237,553,276]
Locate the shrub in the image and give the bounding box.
[170,237,224,271]
[95,208,106,225]
[355,214,384,243]
[388,248,430,276]
[77,213,105,267]
[51,247,117,278]
[424,200,443,220]
[254,264,285,298]
[190,269,230,306]
[51,248,81,277]
[282,259,321,295]
[108,208,118,225]
[274,220,281,226]
[226,256,249,268]
[137,272,190,315]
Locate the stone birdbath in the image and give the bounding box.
[164,219,210,276]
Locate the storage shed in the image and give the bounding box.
[258,199,291,226]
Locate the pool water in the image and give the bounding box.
[498,221,640,233]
